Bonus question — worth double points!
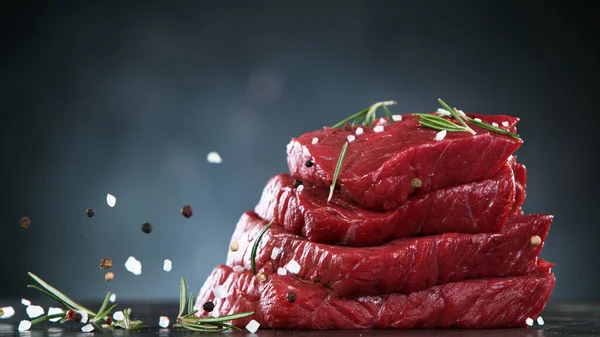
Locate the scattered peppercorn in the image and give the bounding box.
[286,291,297,303]
[230,241,239,252]
[202,301,215,312]
[293,179,303,188]
[305,160,313,167]
[105,317,113,325]
[530,235,542,247]
[72,312,83,323]
[100,257,113,269]
[85,208,95,217]
[66,310,75,320]
[181,205,193,218]
[343,123,352,131]
[141,222,152,234]
[256,272,267,282]
[411,178,422,189]
[105,272,115,282]
[20,216,31,229]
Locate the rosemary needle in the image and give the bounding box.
[251,219,274,274]
[328,142,349,202]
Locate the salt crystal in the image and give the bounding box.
[392,115,403,122]
[48,307,64,322]
[271,247,281,260]
[0,306,15,319]
[18,320,32,331]
[435,130,447,141]
[212,285,229,299]
[474,118,482,122]
[492,122,499,127]
[285,260,301,274]
[311,137,319,145]
[109,294,117,302]
[525,317,534,326]
[106,193,117,207]
[158,316,170,328]
[81,324,94,332]
[355,127,364,135]
[436,108,451,116]
[26,305,44,318]
[457,109,467,118]
[373,125,384,133]
[246,319,260,333]
[207,151,223,164]
[277,267,287,275]
[232,265,245,272]
[502,121,509,127]
[80,311,89,324]
[163,259,172,272]
[113,311,125,321]
[21,298,31,306]
[347,135,356,143]
[537,316,545,325]
[296,184,304,192]
[211,310,220,317]
[125,256,142,275]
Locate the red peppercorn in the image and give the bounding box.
[181,205,193,218]
[66,310,75,320]
[20,216,31,228]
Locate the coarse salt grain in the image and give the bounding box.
[125,256,142,275]
[392,115,403,121]
[246,319,260,333]
[26,305,44,318]
[355,127,364,135]
[207,151,222,164]
[48,307,64,322]
[232,265,245,272]
[109,294,117,302]
[0,306,15,319]
[311,137,319,145]
[457,110,466,118]
[286,260,301,274]
[525,317,534,326]
[277,267,287,275]
[106,194,116,207]
[158,316,170,328]
[81,324,94,332]
[347,135,356,142]
[113,311,124,321]
[435,130,447,141]
[373,125,384,133]
[212,285,228,299]
[271,247,281,260]
[21,298,31,306]
[80,311,89,324]
[18,320,32,331]
[502,121,509,127]
[436,108,451,116]
[474,118,482,122]
[537,316,545,325]
[163,259,172,272]
[296,184,304,192]
[492,122,499,127]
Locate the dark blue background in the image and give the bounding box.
[1,1,598,302]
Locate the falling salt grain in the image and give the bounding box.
[207,151,223,164]
[492,122,499,127]
[109,294,117,302]
[113,311,124,321]
[21,298,31,306]
[474,118,482,122]
[0,306,15,319]
[436,108,451,116]
[80,311,89,324]
[311,137,319,145]
[392,115,403,121]
[163,259,172,272]
[347,135,356,143]
[435,130,447,141]
[18,320,32,331]
[296,184,304,192]
[81,324,94,332]
[502,121,509,127]
[285,260,301,274]
[48,307,64,322]
[106,194,116,207]
[373,125,384,133]
[355,127,364,135]
[26,305,44,318]
[246,319,260,333]
[537,316,545,325]
[525,317,534,326]
[158,316,170,328]
[212,285,228,299]
[232,265,245,272]
[277,267,287,275]
[271,247,281,260]
[125,256,142,275]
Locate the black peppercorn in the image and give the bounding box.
[305,160,313,168]
[72,312,82,323]
[203,301,215,312]
[181,204,193,218]
[141,222,152,234]
[293,179,303,188]
[286,291,297,303]
[85,208,95,217]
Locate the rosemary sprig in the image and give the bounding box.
[468,117,520,140]
[414,113,471,133]
[437,98,475,134]
[332,101,397,128]
[328,141,349,202]
[26,272,146,330]
[174,277,253,333]
[251,219,274,274]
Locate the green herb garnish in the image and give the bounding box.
[332,101,397,128]
[437,98,476,134]
[251,219,274,274]
[328,141,349,202]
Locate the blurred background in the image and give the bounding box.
[1,1,598,302]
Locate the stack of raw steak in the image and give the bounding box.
[196,112,555,329]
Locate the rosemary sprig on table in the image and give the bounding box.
[251,219,274,274]
[331,101,397,128]
[174,277,253,333]
[26,272,145,330]
[328,141,349,202]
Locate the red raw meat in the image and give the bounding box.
[509,155,527,215]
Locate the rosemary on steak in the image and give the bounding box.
[174,277,253,332]
[332,101,397,128]
[251,219,274,274]
[26,272,145,330]
[328,141,349,202]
